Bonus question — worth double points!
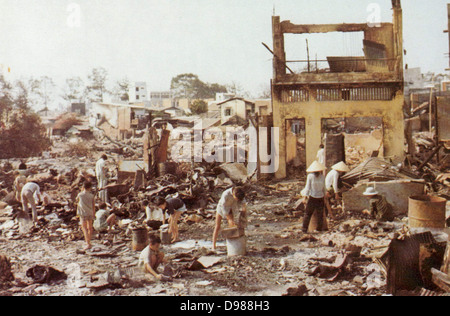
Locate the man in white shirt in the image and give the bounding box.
[325,162,350,201]
[96,154,108,203]
[212,187,247,251]
[21,182,42,223]
[302,161,327,233]
[316,144,325,165]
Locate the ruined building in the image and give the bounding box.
[271,0,405,178]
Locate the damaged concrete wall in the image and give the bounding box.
[342,180,425,216]
[270,2,404,179]
[272,95,405,178]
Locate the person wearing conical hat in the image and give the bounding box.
[302,161,328,233]
[325,161,350,203]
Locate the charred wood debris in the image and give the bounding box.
[0,129,448,297]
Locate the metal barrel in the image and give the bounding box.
[131,227,149,251]
[408,195,447,229]
[157,162,178,177]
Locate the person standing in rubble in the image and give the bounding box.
[76,181,96,251]
[96,154,108,203]
[302,161,328,233]
[316,144,325,166]
[14,171,27,202]
[212,186,247,251]
[21,181,42,224]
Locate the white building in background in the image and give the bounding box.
[129,82,149,103]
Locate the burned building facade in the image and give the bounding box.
[271,0,405,178]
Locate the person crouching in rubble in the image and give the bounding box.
[21,181,42,224]
[155,196,186,243]
[144,199,167,231]
[363,187,395,222]
[302,161,329,233]
[138,234,166,281]
[212,186,247,251]
[93,203,117,233]
[76,181,96,250]
[325,162,350,218]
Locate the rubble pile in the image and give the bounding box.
[0,124,448,297]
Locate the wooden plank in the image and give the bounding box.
[432,268,450,293]
[280,21,392,34]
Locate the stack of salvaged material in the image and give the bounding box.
[379,231,447,296]
[341,158,426,217]
[431,239,450,293]
[341,157,411,186]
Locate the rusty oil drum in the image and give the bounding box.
[408,195,447,229]
[131,227,149,251]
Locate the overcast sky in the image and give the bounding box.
[0,0,448,101]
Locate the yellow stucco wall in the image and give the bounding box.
[272,94,405,178]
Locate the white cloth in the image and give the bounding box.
[138,245,152,268]
[146,206,165,222]
[325,169,340,192]
[303,173,326,199]
[316,148,325,165]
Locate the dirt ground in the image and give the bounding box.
[0,184,398,296]
[0,138,447,297]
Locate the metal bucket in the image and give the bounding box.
[408,195,446,229]
[226,236,247,257]
[160,224,172,245]
[157,162,178,177]
[131,227,149,251]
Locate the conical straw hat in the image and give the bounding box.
[331,161,350,172]
[306,161,326,173]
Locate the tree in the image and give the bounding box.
[0,75,13,119]
[112,77,130,102]
[13,80,30,111]
[227,81,250,98]
[0,76,50,158]
[170,73,227,100]
[27,76,56,110]
[86,67,109,103]
[190,99,208,115]
[62,76,85,104]
[0,109,51,158]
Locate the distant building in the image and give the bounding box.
[217,98,255,125]
[91,102,151,140]
[254,99,272,116]
[164,106,185,117]
[129,82,149,103]
[150,91,174,108]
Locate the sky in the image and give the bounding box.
[0,0,449,106]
